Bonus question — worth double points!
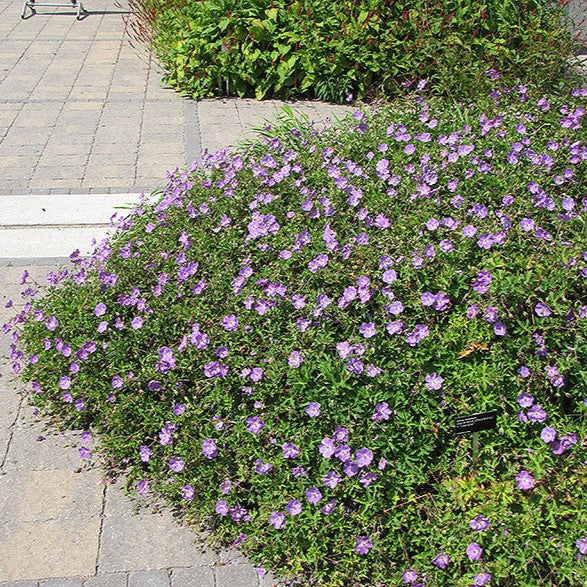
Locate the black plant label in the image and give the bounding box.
[454,410,497,435]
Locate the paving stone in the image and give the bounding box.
[0,469,104,523]
[98,513,216,573]
[0,518,100,583]
[82,573,127,587]
[169,567,215,587]
[215,563,260,587]
[0,581,39,587]
[40,579,84,587]
[127,570,169,587]
[3,425,84,472]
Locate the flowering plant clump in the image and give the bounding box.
[5,78,587,586]
[126,0,581,103]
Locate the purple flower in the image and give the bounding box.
[372,401,392,421]
[59,376,71,390]
[432,552,450,569]
[335,444,352,462]
[425,372,443,390]
[168,456,185,472]
[139,446,153,462]
[518,365,530,378]
[270,511,285,529]
[576,536,587,555]
[355,536,373,554]
[323,471,342,488]
[131,316,143,330]
[527,404,547,423]
[282,442,300,459]
[347,357,364,374]
[535,302,552,317]
[421,291,436,306]
[173,403,186,415]
[79,446,90,459]
[473,571,492,586]
[305,487,323,504]
[216,500,229,515]
[319,438,336,458]
[181,484,195,500]
[344,461,359,477]
[306,402,321,417]
[517,392,534,408]
[493,321,507,336]
[402,569,418,584]
[286,499,302,516]
[466,542,483,561]
[94,303,107,316]
[469,515,490,531]
[321,500,337,515]
[111,375,124,390]
[202,438,218,459]
[136,479,149,495]
[356,448,374,468]
[541,427,557,443]
[246,416,265,434]
[255,458,273,475]
[288,350,304,368]
[222,314,239,331]
[359,322,376,338]
[515,470,535,490]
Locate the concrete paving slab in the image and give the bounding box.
[127,570,169,587]
[3,425,84,472]
[98,513,217,573]
[0,518,100,582]
[0,469,104,523]
[83,574,127,587]
[39,578,83,587]
[215,563,260,587]
[169,567,215,587]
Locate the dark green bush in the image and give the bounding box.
[6,81,587,585]
[127,0,579,103]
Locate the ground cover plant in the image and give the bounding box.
[125,0,581,103]
[5,77,587,586]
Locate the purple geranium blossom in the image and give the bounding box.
[306,402,321,417]
[535,302,552,317]
[306,487,323,504]
[246,416,265,434]
[473,571,492,586]
[282,442,300,459]
[168,456,185,472]
[425,372,443,390]
[221,314,239,331]
[270,511,286,529]
[515,470,535,490]
[466,542,483,561]
[432,552,450,569]
[181,485,195,500]
[319,437,336,458]
[541,427,557,443]
[470,515,491,531]
[202,438,218,459]
[139,446,153,462]
[216,500,229,515]
[355,536,373,554]
[356,448,374,468]
[288,350,304,367]
[286,499,302,516]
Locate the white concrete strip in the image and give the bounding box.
[0,194,145,227]
[0,226,118,259]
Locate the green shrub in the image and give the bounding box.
[126,0,579,103]
[6,80,587,586]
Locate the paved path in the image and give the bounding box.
[0,0,351,261]
[0,1,352,585]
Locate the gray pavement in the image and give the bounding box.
[0,1,352,585]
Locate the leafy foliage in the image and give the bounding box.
[125,0,580,103]
[6,80,587,586]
